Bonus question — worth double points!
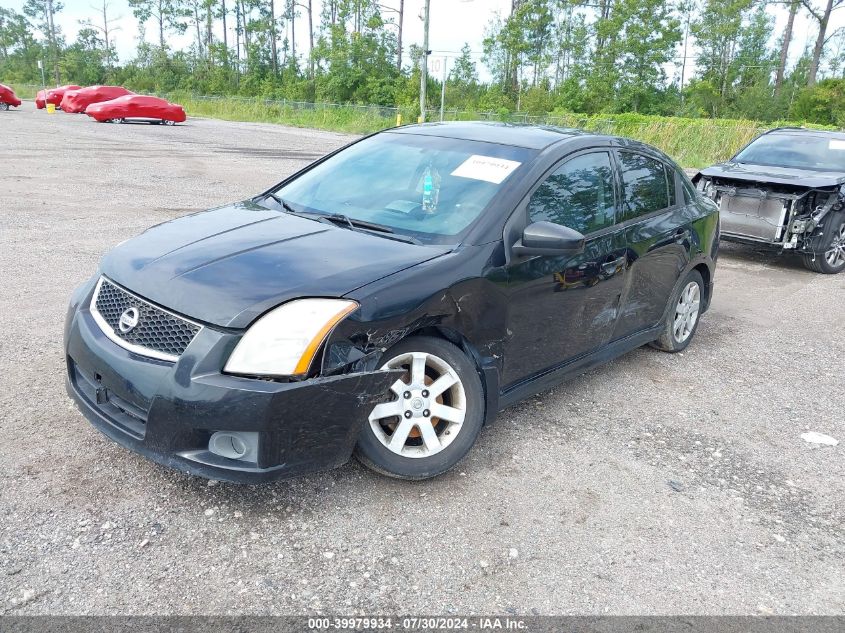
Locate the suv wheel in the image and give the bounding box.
[354,336,484,480]
[802,214,845,274]
[650,269,704,353]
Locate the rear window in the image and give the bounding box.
[734,133,845,171]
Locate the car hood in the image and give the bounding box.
[700,161,845,188]
[100,201,451,328]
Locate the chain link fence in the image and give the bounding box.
[11,83,786,166]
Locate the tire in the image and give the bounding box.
[801,213,845,274]
[354,335,485,480]
[162,119,176,126]
[0,103,9,111]
[650,269,705,353]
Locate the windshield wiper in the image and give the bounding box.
[318,213,422,245]
[257,191,302,216]
[255,195,421,244]
[321,213,392,233]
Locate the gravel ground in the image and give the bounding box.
[1,104,843,616]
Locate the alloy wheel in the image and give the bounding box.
[673,281,701,344]
[825,223,845,268]
[368,351,466,458]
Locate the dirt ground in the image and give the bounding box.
[1,104,843,615]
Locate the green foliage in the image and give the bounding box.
[791,78,845,126]
[2,0,844,147]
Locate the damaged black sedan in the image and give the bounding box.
[65,122,718,482]
[696,127,845,274]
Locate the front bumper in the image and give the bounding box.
[64,279,396,483]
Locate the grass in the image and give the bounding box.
[165,92,836,168]
[10,83,38,99]
[167,92,410,135]
[12,84,836,167]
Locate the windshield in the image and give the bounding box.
[272,132,536,244]
[734,133,845,171]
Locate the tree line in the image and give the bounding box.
[3,0,845,125]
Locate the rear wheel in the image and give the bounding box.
[650,270,704,353]
[0,103,9,111]
[354,336,484,480]
[802,215,845,274]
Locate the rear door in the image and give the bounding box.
[611,151,690,339]
[502,150,629,385]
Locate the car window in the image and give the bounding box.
[275,133,537,245]
[618,152,671,221]
[667,167,677,206]
[527,152,616,235]
[733,133,845,171]
[681,173,697,204]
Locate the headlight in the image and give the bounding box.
[224,298,358,377]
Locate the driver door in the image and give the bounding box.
[502,150,628,386]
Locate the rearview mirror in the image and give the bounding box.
[511,221,585,257]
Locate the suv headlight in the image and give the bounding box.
[224,298,358,377]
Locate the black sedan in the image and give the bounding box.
[64,122,719,482]
[696,127,845,274]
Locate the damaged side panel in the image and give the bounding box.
[321,244,509,413]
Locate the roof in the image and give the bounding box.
[765,126,845,139]
[388,121,589,150]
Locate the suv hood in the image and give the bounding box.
[700,161,845,188]
[100,201,450,328]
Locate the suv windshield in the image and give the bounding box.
[272,132,536,244]
[734,133,845,171]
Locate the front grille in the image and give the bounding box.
[91,278,201,361]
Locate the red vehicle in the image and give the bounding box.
[60,85,133,113]
[0,84,22,110]
[36,84,82,109]
[85,94,187,125]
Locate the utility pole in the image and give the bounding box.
[222,0,228,67]
[46,0,60,84]
[679,8,690,103]
[419,0,430,122]
[439,55,447,121]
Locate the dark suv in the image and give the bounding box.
[697,127,845,274]
[65,123,719,482]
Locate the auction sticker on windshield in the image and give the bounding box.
[451,155,522,184]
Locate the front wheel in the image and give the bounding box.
[0,103,9,111]
[162,119,176,126]
[802,215,845,274]
[354,336,484,480]
[650,269,704,353]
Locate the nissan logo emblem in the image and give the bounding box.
[118,307,140,333]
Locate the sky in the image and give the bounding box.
[6,0,845,84]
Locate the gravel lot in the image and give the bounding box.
[1,104,843,616]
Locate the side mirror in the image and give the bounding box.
[511,221,585,257]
